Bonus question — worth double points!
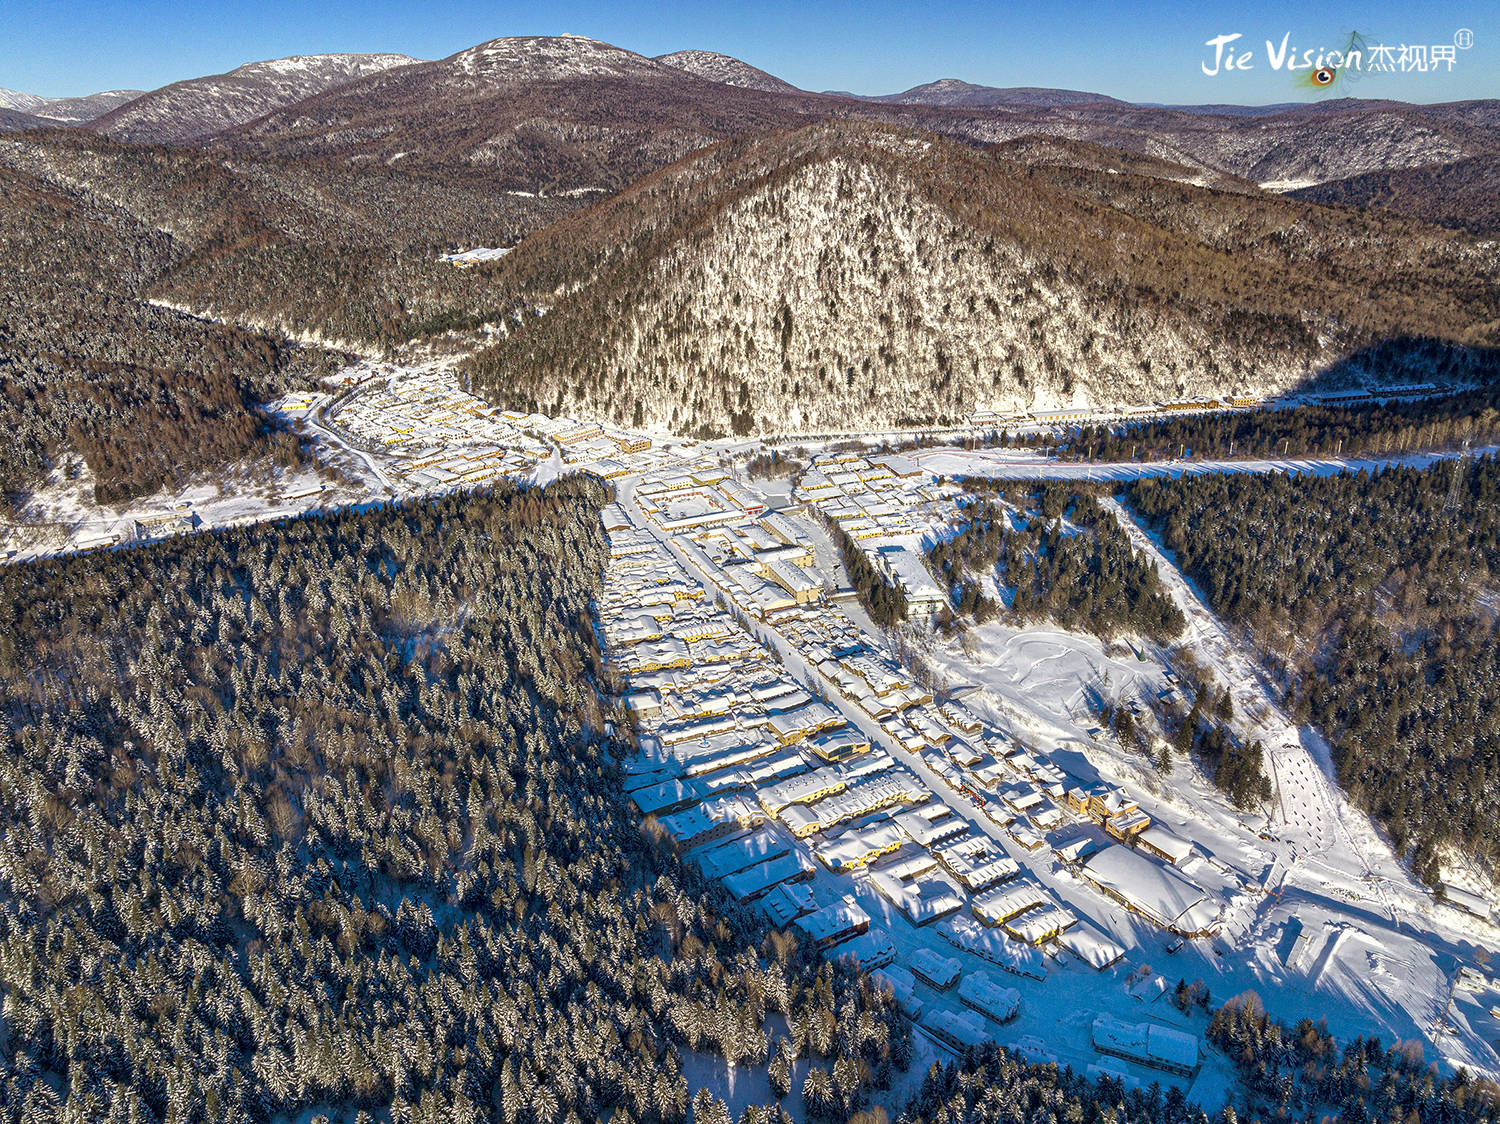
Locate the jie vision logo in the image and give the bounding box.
[1201,28,1474,92]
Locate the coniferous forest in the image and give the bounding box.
[1128,459,1500,880]
[0,480,908,1124]
[896,1002,1500,1124]
[827,518,910,630]
[928,483,1185,645]
[1066,368,1500,468]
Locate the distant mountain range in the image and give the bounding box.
[89,53,420,144]
[0,88,50,113]
[0,32,1496,456]
[861,78,1127,108]
[0,37,1492,196]
[0,86,142,124]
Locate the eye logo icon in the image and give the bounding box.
[1311,67,1336,86]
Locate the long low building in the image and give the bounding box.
[1137,825,1195,866]
[778,771,929,837]
[894,804,969,848]
[869,869,965,926]
[939,914,1047,980]
[1003,902,1079,946]
[1060,924,1130,971]
[921,1008,990,1052]
[688,829,787,880]
[816,822,906,872]
[938,838,1020,892]
[760,768,847,814]
[723,852,814,901]
[1091,1014,1201,1077]
[909,947,962,990]
[794,900,871,948]
[972,880,1047,927]
[829,929,897,970]
[658,794,764,849]
[1080,845,1220,937]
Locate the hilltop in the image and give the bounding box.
[463,122,1499,435]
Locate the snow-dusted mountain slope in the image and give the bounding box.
[218,36,1499,194]
[869,78,1125,107]
[464,122,1497,435]
[0,88,49,113]
[90,52,420,143]
[30,90,145,124]
[654,49,801,93]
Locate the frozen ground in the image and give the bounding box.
[918,592,1500,1081]
[905,494,1500,1082]
[0,449,369,563]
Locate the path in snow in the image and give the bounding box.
[1104,498,1409,926]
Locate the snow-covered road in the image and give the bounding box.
[914,445,1498,484]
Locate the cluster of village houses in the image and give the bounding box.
[264,369,1233,1078]
[792,450,955,613]
[97,364,1491,1082]
[601,455,1221,1075]
[315,367,664,491]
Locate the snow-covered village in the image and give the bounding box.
[11,352,1495,1116]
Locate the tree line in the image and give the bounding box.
[825,516,910,630]
[1066,370,1500,467]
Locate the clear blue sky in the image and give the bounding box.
[1,0,1493,103]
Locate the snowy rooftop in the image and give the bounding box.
[1082,844,1217,934]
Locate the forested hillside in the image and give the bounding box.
[1206,992,1500,1123]
[0,159,323,504]
[1,132,574,346]
[1289,154,1500,237]
[894,1005,1500,1124]
[0,131,585,503]
[1128,460,1500,879]
[464,122,1499,437]
[0,480,908,1122]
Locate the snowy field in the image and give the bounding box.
[0,449,370,564]
[605,457,1500,1114]
[437,245,511,265]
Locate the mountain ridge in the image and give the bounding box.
[212,37,1500,191]
[29,89,146,124]
[867,78,1127,108]
[654,48,802,93]
[89,51,421,144]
